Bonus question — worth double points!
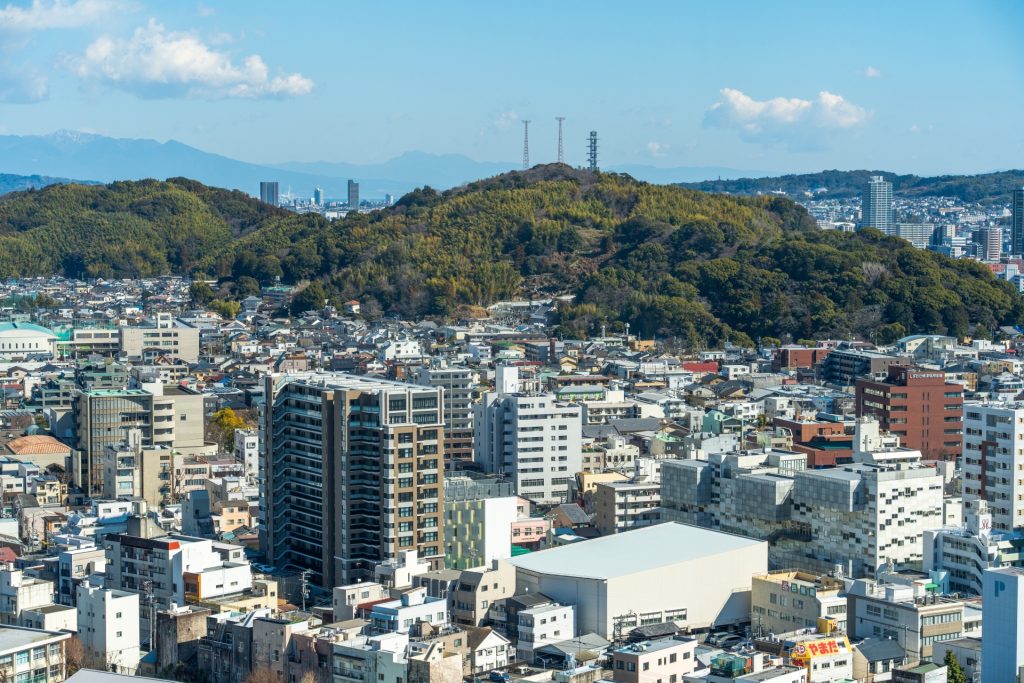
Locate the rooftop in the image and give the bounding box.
[510,522,764,580]
[0,626,69,653]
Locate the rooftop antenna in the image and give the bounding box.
[587,131,598,172]
[522,120,531,170]
[556,116,565,164]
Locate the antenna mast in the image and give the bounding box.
[522,120,531,170]
[556,117,565,164]
[587,131,598,172]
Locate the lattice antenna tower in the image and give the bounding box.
[587,131,598,171]
[522,120,531,170]
[556,117,565,164]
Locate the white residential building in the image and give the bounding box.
[368,587,448,634]
[444,492,518,570]
[233,429,259,480]
[474,365,582,504]
[962,401,1024,531]
[593,480,661,535]
[924,500,1024,596]
[0,567,55,625]
[516,603,575,662]
[76,585,140,675]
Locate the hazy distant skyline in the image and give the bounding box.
[0,0,1021,175]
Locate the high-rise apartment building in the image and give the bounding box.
[894,222,935,248]
[1012,186,1024,256]
[347,179,360,210]
[962,401,1024,531]
[973,226,1002,261]
[862,175,894,234]
[414,365,475,468]
[855,365,963,461]
[473,365,582,504]
[260,181,279,206]
[263,373,445,587]
[313,187,324,206]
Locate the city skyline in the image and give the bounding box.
[0,0,1019,176]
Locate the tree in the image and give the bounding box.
[290,282,327,315]
[210,299,241,320]
[190,280,214,305]
[943,650,967,683]
[210,408,251,453]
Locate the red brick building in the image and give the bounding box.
[772,345,832,372]
[854,365,963,461]
[774,417,853,468]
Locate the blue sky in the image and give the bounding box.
[0,0,1021,174]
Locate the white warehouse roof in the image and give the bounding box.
[511,522,764,580]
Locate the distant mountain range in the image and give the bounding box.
[0,172,98,196]
[0,130,769,199]
[681,169,1024,204]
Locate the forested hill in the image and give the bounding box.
[0,173,98,196]
[681,169,1024,204]
[0,166,1021,347]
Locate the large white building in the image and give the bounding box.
[474,365,582,504]
[962,401,1024,531]
[76,585,140,674]
[516,603,575,662]
[510,522,767,639]
[924,500,1024,596]
[119,313,200,363]
[443,481,517,570]
[982,567,1024,683]
[0,322,58,360]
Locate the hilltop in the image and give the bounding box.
[0,173,98,196]
[0,166,1019,346]
[681,169,1024,204]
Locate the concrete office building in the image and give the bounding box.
[263,372,446,587]
[511,522,768,640]
[856,365,964,461]
[415,365,476,468]
[474,365,582,504]
[848,578,975,661]
[974,226,1002,261]
[982,567,1024,683]
[119,314,200,363]
[751,571,847,636]
[1012,186,1024,256]
[820,347,906,387]
[962,401,1024,531]
[259,181,279,206]
[516,603,575,663]
[611,638,698,683]
[862,175,894,234]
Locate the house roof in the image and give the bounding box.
[855,637,907,662]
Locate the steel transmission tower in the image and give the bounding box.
[522,120,531,170]
[556,117,565,164]
[587,131,598,171]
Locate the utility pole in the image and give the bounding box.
[300,569,312,612]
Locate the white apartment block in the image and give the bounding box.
[233,429,259,480]
[0,567,55,625]
[516,603,575,663]
[119,314,200,363]
[593,480,661,535]
[444,495,517,570]
[962,401,1024,530]
[474,366,582,504]
[76,584,140,675]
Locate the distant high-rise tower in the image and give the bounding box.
[1012,186,1024,256]
[556,117,565,164]
[260,181,279,206]
[522,120,531,170]
[587,131,598,172]
[861,175,894,234]
[975,226,1002,261]
[347,180,360,211]
[313,186,324,207]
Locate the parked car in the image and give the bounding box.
[488,671,510,682]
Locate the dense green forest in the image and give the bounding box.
[0,167,1021,346]
[682,169,1024,204]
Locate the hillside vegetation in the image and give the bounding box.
[682,169,1024,204]
[0,167,1020,347]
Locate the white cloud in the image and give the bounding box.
[646,141,668,157]
[0,0,125,31]
[494,111,518,130]
[865,66,881,78]
[70,20,313,99]
[0,62,47,102]
[704,87,868,149]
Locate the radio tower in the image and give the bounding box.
[587,131,599,171]
[556,117,565,164]
[522,120,531,170]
